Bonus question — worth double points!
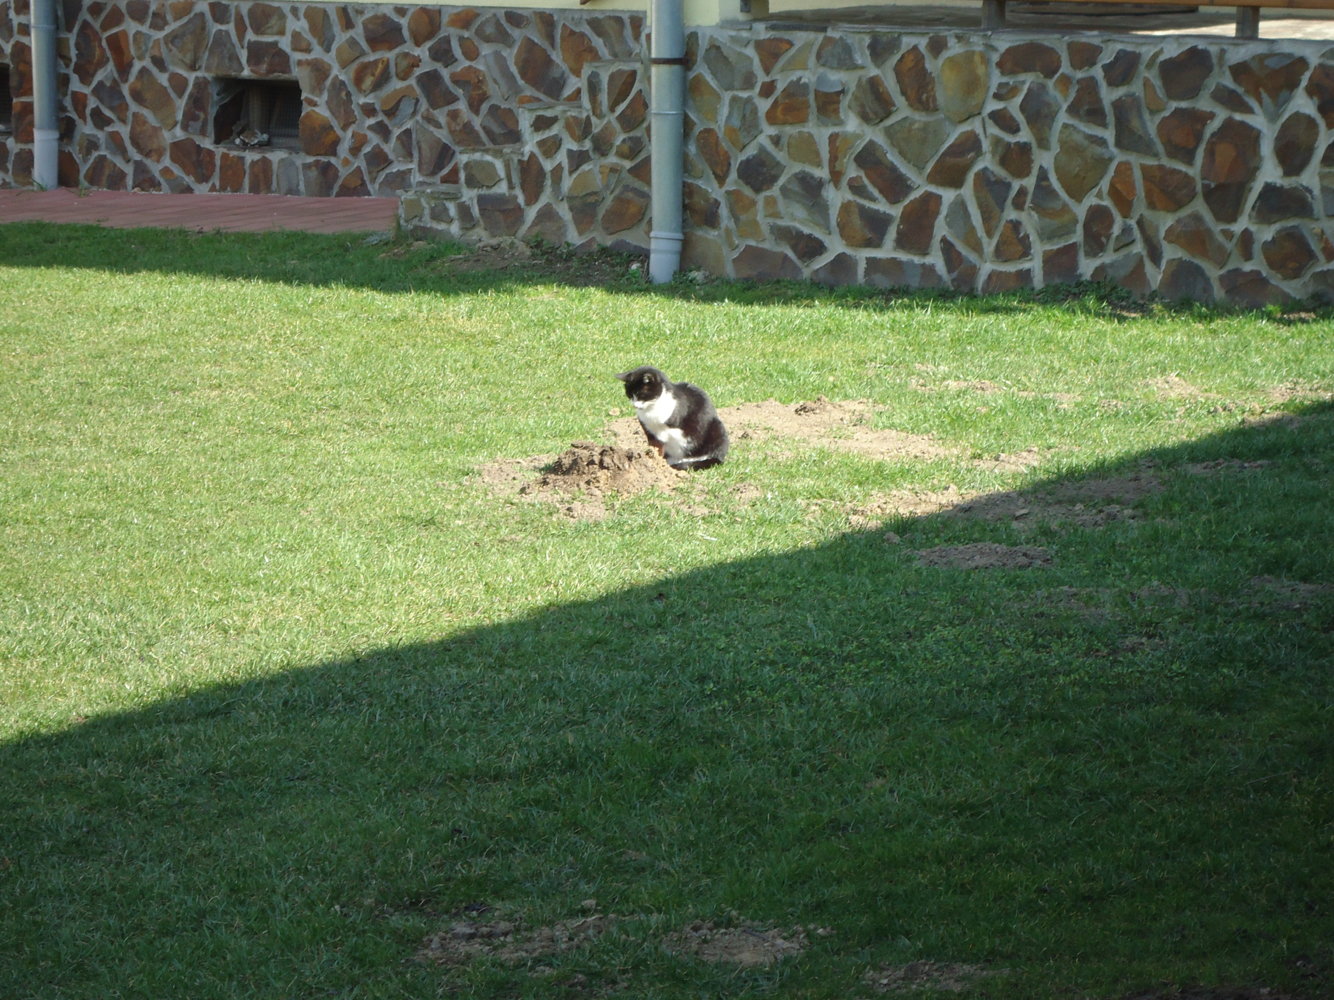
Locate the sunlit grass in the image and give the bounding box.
[1,222,1331,999]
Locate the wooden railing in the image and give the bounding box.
[982,0,1334,37]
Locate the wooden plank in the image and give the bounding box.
[1026,0,1334,8]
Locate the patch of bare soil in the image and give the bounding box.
[1246,576,1334,612]
[661,920,815,967]
[1146,374,1219,400]
[832,471,1161,533]
[1116,987,1303,1000]
[913,542,1053,570]
[417,912,618,966]
[721,397,956,463]
[477,441,684,520]
[865,961,997,993]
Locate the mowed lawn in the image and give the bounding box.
[1,223,1331,1000]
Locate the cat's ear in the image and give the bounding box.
[616,371,632,382]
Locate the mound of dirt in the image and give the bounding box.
[417,913,617,966]
[539,441,682,496]
[662,920,813,967]
[866,961,997,993]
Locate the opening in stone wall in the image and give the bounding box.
[0,64,12,135]
[211,78,302,151]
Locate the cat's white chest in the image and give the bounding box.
[633,392,688,461]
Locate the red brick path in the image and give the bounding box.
[0,187,398,234]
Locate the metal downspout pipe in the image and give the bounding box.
[31,0,59,189]
[648,0,685,284]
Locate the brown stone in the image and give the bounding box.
[1275,112,1318,176]
[360,12,404,52]
[1219,269,1291,308]
[1030,167,1077,241]
[733,245,801,281]
[1069,41,1101,71]
[616,91,648,132]
[773,224,827,263]
[482,106,521,146]
[853,141,914,204]
[407,7,440,47]
[697,128,731,184]
[606,68,638,114]
[334,38,365,70]
[788,130,821,168]
[297,110,339,156]
[895,47,937,113]
[265,158,296,195]
[451,67,490,116]
[1307,64,1334,127]
[926,129,982,188]
[727,188,762,240]
[426,34,457,70]
[766,79,811,126]
[477,192,524,237]
[866,256,945,290]
[1159,258,1215,302]
[684,181,721,228]
[850,75,895,124]
[836,200,893,248]
[601,186,649,234]
[1251,183,1314,224]
[1157,108,1214,165]
[1201,117,1261,223]
[1141,164,1197,212]
[1054,125,1112,202]
[815,80,843,124]
[559,25,598,78]
[1229,54,1308,115]
[1019,82,1060,149]
[737,146,783,193]
[128,110,166,161]
[129,68,178,129]
[516,37,568,101]
[1111,94,1156,157]
[444,108,486,150]
[1067,77,1106,128]
[1159,46,1213,101]
[973,167,1011,237]
[688,73,722,126]
[1101,49,1140,88]
[895,191,942,254]
[1083,203,1115,256]
[989,107,1021,135]
[162,12,208,70]
[1261,225,1317,279]
[983,268,1032,294]
[994,218,1031,262]
[939,50,988,122]
[886,116,950,172]
[998,41,1061,78]
[812,253,860,287]
[218,151,245,191]
[168,137,214,184]
[1042,243,1080,285]
[1164,211,1229,267]
[351,57,391,96]
[756,37,795,75]
[247,2,285,36]
[247,41,291,77]
[995,138,1033,180]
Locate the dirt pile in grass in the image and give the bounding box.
[865,960,998,993]
[418,911,617,966]
[417,907,819,973]
[661,920,816,967]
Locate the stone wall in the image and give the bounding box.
[2,0,1332,304]
[678,25,1334,305]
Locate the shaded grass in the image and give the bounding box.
[1,223,1331,999]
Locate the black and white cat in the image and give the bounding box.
[617,366,729,470]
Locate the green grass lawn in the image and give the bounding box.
[1,223,1331,1000]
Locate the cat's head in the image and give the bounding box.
[617,366,668,403]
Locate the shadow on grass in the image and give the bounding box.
[6,220,1329,318]
[2,404,1331,998]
